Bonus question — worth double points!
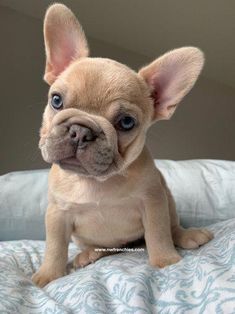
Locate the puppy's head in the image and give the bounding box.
[40,4,204,179]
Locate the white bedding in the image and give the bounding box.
[1,219,235,313]
[1,159,235,313]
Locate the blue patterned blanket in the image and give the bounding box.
[1,219,235,313]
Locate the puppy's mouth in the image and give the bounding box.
[58,156,89,175]
[58,156,82,168]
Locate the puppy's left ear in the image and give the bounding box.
[44,4,89,85]
[138,47,204,121]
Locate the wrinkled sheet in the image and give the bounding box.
[1,219,235,313]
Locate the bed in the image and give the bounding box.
[0,159,235,313]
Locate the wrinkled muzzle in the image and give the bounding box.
[40,108,122,177]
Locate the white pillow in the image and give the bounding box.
[0,160,234,240]
[0,169,48,240]
[156,159,235,227]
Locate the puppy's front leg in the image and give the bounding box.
[166,188,213,248]
[32,204,72,287]
[143,189,181,268]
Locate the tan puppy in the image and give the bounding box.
[32,4,213,287]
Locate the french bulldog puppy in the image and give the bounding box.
[32,3,213,287]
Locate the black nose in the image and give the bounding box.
[69,124,96,148]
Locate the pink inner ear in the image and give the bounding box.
[50,34,78,77]
[149,75,165,109]
[150,88,160,109]
[148,75,177,120]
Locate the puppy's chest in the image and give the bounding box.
[64,186,144,246]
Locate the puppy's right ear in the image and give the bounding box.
[43,3,89,85]
[139,47,204,121]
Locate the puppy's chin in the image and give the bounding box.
[57,156,123,181]
[58,157,89,176]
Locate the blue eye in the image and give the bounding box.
[51,93,63,110]
[117,116,136,131]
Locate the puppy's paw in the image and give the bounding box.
[32,267,66,288]
[149,253,182,268]
[73,247,106,269]
[173,228,214,249]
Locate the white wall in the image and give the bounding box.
[0,6,234,174]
